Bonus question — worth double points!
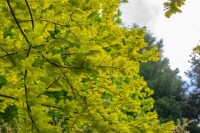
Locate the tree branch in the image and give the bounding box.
[24,0,34,29]
[41,103,64,111]
[7,0,31,44]
[0,94,18,100]
[58,67,91,115]
[37,76,61,98]
[41,54,88,70]
[0,47,16,65]
[23,45,40,132]
[94,65,126,70]
[41,54,70,68]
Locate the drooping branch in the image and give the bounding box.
[0,94,18,100]
[24,0,34,29]
[7,0,31,44]
[37,76,61,98]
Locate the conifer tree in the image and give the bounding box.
[140,33,187,123]
[184,47,200,132]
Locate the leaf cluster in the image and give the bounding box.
[164,0,186,18]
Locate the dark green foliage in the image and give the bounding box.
[0,75,7,89]
[184,51,200,132]
[155,97,182,123]
[140,33,187,123]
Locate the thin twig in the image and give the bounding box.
[41,54,70,68]
[37,76,61,98]
[70,116,79,131]
[0,94,18,100]
[41,54,87,70]
[41,103,64,111]
[58,67,92,115]
[0,47,16,65]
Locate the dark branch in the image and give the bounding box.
[18,19,84,28]
[70,116,79,131]
[41,54,70,68]
[41,103,64,111]
[0,47,16,65]
[94,65,126,70]
[24,70,39,132]
[0,94,18,100]
[42,54,88,70]
[7,0,31,44]
[24,0,34,29]
[58,67,76,96]
[23,45,39,132]
[58,67,91,115]
[37,76,61,98]
[0,45,43,59]
[0,51,18,58]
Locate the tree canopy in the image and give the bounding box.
[0,0,175,132]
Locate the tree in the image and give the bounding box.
[0,0,175,132]
[140,33,187,123]
[184,48,200,132]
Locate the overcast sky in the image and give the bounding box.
[120,0,200,81]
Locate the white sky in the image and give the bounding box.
[120,0,200,81]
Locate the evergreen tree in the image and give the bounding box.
[184,49,200,132]
[140,33,187,123]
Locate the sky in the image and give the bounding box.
[120,0,200,81]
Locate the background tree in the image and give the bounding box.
[140,33,187,123]
[0,0,175,132]
[184,48,200,133]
